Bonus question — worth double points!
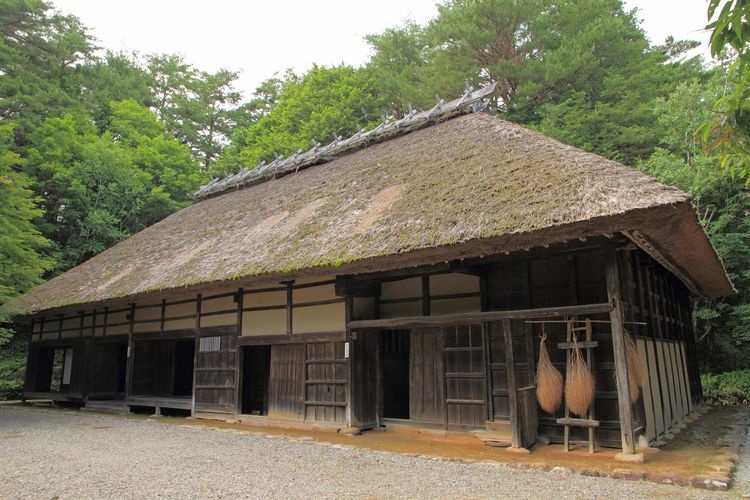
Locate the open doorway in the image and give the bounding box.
[241,346,271,415]
[173,340,195,396]
[89,341,128,399]
[35,346,74,393]
[381,330,410,419]
[132,338,194,397]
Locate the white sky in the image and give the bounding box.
[53,0,713,99]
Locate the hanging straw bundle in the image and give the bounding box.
[565,335,596,417]
[536,333,563,415]
[625,331,648,402]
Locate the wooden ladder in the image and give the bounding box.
[556,319,599,453]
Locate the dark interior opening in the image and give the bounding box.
[241,346,271,415]
[132,339,194,397]
[381,330,410,419]
[116,344,128,394]
[173,340,195,396]
[34,346,70,392]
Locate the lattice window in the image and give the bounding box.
[199,336,221,352]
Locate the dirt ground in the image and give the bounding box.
[4,401,748,491]
[2,404,742,499]
[166,405,748,481]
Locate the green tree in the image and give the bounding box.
[83,51,155,130]
[365,23,431,117]
[639,78,750,371]
[146,53,195,132]
[239,72,291,123]
[173,70,243,171]
[0,123,52,343]
[26,102,204,271]
[222,65,382,174]
[702,0,750,182]
[366,0,704,163]
[0,0,95,145]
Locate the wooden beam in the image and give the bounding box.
[237,331,346,346]
[348,302,612,330]
[605,247,635,454]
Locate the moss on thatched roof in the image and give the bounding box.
[8,113,733,315]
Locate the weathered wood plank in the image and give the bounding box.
[556,417,600,428]
[557,341,598,349]
[605,247,635,454]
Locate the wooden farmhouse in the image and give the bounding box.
[8,86,733,456]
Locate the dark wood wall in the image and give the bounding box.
[486,247,624,447]
[616,248,700,439]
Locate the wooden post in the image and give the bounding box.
[79,311,84,337]
[192,294,201,416]
[345,294,353,428]
[480,275,493,422]
[160,299,166,332]
[605,248,636,454]
[281,281,294,335]
[421,275,430,316]
[195,294,202,329]
[234,289,244,415]
[57,314,63,340]
[125,303,136,400]
[503,318,520,448]
[103,307,109,337]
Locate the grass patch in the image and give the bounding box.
[701,370,750,405]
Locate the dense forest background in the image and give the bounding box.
[1,0,748,397]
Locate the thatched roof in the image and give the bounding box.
[8,112,733,315]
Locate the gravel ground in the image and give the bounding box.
[0,406,738,499]
[735,425,750,497]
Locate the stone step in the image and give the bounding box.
[83,401,130,414]
[485,420,511,433]
[474,431,512,448]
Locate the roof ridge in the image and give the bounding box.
[193,82,498,202]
